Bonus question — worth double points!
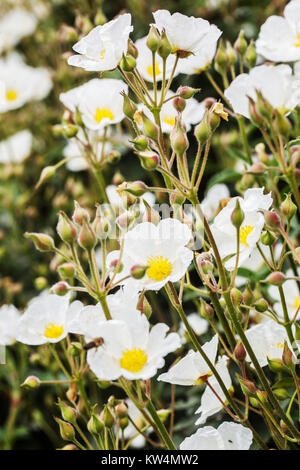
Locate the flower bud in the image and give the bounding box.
[78,222,97,251]
[146,26,160,52]
[170,117,189,156]
[275,110,291,137]
[120,417,129,430]
[131,264,146,280]
[116,211,134,230]
[226,41,237,66]
[200,299,214,320]
[260,230,276,246]
[60,444,79,450]
[51,281,70,296]
[158,29,172,59]
[267,357,286,374]
[282,341,295,370]
[173,96,186,113]
[230,287,243,306]
[21,375,40,389]
[92,213,110,240]
[248,97,265,127]
[274,388,290,401]
[265,271,286,286]
[118,181,148,197]
[138,150,160,170]
[87,415,104,435]
[214,40,227,73]
[127,39,138,59]
[137,293,152,318]
[234,341,246,362]
[107,150,121,165]
[131,135,148,151]
[120,54,136,72]
[115,401,128,419]
[58,262,75,280]
[35,166,56,189]
[264,210,282,230]
[237,375,257,397]
[136,111,159,141]
[57,399,77,424]
[256,390,268,405]
[194,113,210,143]
[157,409,171,422]
[55,418,75,441]
[177,86,200,100]
[231,200,244,229]
[248,162,266,175]
[66,383,77,403]
[34,277,48,290]
[72,201,90,226]
[62,124,78,139]
[253,298,268,312]
[245,39,257,68]
[280,194,297,221]
[100,405,115,428]
[234,30,247,55]
[242,284,254,306]
[24,232,55,252]
[122,93,138,121]
[57,211,77,244]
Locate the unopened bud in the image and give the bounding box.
[58,262,75,280]
[55,418,75,441]
[245,39,257,68]
[170,117,189,156]
[173,97,186,113]
[87,415,104,435]
[78,222,97,251]
[68,342,83,357]
[60,444,78,450]
[234,341,246,362]
[237,375,257,396]
[231,200,244,229]
[275,110,291,137]
[137,293,152,318]
[35,166,56,189]
[264,210,282,230]
[136,111,159,141]
[138,150,160,170]
[72,201,90,225]
[131,264,146,280]
[51,281,70,296]
[177,86,200,100]
[146,26,160,52]
[265,271,286,286]
[234,30,247,55]
[282,341,295,370]
[248,162,266,175]
[100,405,115,428]
[142,200,160,224]
[226,41,237,66]
[118,181,148,197]
[127,39,138,59]
[24,232,55,252]
[267,357,287,374]
[21,375,40,389]
[57,399,77,424]
[158,29,172,59]
[131,135,148,151]
[280,194,297,221]
[200,299,214,320]
[230,287,243,306]
[194,113,210,143]
[122,93,138,121]
[157,409,171,422]
[120,53,136,72]
[107,150,121,165]
[170,191,186,206]
[115,402,128,419]
[260,230,276,246]
[253,298,268,312]
[274,388,290,400]
[57,211,77,244]
[214,40,227,73]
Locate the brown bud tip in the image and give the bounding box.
[234,341,246,362]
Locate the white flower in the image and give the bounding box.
[195,356,232,425]
[177,25,222,74]
[0,130,32,164]
[142,91,205,133]
[0,53,52,112]
[256,0,300,62]
[0,305,21,345]
[68,14,133,72]
[86,314,180,381]
[0,8,37,54]
[180,422,253,450]
[60,78,127,131]
[269,269,300,320]
[244,320,288,368]
[179,313,209,345]
[152,10,220,56]
[200,184,230,220]
[106,218,193,291]
[135,36,178,82]
[224,64,300,119]
[16,293,83,345]
[158,334,218,385]
[63,128,112,172]
[210,188,273,271]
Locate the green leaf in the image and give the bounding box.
[226,146,249,163]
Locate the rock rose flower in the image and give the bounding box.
[0,8,37,54]
[0,130,32,164]
[0,305,21,345]
[68,14,133,72]
[245,321,288,368]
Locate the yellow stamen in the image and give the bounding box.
[100,49,106,59]
[195,372,212,385]
[6,89,18,101]
[94,108,114,124]
[147,255,172,282]
[239,225,254,246]
[44,323,64,339]
[147,62,161,78]
[293,296,300,309]
[277,342,284,349]
[163,116,175,127]
[120,348,147,373]
[295,34,300,47]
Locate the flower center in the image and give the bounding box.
[277,342,284,350]
[120,348,147,373]
[99,49,106,59]
[44,323,64,339]
[295,33,300,47]
[94,107,114,123]
[147,255,173,282]
[163,116,175,127]
[6,89,18,101]
[293,296,300,309]
[147,62,161,78]
[239,225,254,246]
[195,372,212,385]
